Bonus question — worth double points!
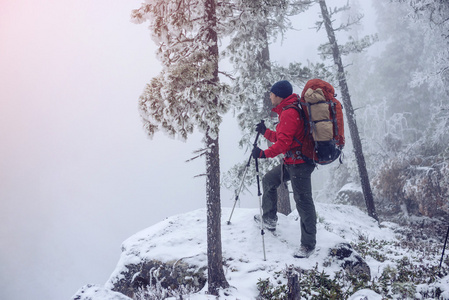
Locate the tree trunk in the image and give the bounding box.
[287,267,301,300]
[318,0,378,221]
[205,0,229,294]
[205,131,229,295]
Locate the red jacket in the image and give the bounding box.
[263,93,305,164]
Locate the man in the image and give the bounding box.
[252,80,316,258]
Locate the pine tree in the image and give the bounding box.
[131,0,229,294]
[225,0,291,215]
[222,0,316,215]
[317,0,378,221]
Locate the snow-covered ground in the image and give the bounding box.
[72,202,449,299]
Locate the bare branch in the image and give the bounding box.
[218,71,235,80]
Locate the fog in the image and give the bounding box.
[0,1,213,299]
[0,1,376,299]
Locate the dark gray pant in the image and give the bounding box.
[261,163,316,249]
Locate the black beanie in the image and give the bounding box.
[270,80,293,99]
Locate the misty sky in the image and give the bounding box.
[0,1,218,299]
[0,1,375,299]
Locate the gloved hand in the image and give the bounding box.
[255,121,267,135]
[252,147,266,159]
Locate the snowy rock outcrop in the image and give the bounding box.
[72,203,385,299]
[72,284,132,300]
[105,209,210,298]
[335,183,364,209]
[325,243,371,280]
[110,258,207,298]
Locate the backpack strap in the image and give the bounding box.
[329,101,339,140]
[282,102,311,161]
[282,101,309,142]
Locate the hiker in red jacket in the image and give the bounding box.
[252,80,316,258]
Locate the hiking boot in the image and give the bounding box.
[254,214,277,231]
[293,245,315,258]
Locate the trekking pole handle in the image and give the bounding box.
[253,120,265,147]
[244,120,265,168]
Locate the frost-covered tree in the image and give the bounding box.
[343,0,434,177]
[131,0,229,294]
[223,0,292,215]
[222,0,290,214]
[367,0,449,219]
[396,0,449,147]
[355,0,449,159]
[405,0,449,38]
[401,0,449,90]
[317,0,378,221]
[222,0,330,215]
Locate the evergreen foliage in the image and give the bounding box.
[222,0,333,196]
[257,228,449,299]
[132,0,230,140]
[132,0,232,294]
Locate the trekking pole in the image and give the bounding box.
[255,154,267,261]
[439,224,449,269]
[227,120,264,225]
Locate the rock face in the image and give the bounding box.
[324,243,371,281]
[103,210,210,299]
[109,258,207,298]
[335,183,365,210]
[72,206,380,299]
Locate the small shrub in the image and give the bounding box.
[134,282,195,300]
[256,277,288,300]
[351,234,389,262]
[257,265,349,300]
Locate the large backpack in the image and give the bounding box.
[288,79,345,165]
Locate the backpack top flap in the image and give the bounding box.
[301,78,335,100]
[304,88,326,104]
